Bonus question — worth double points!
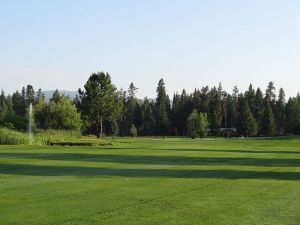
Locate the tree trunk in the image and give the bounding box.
[96,123,100,138]
[100,118,103,137]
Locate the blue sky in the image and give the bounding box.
[0,0,299,98]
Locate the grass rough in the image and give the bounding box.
[0,128,31,145]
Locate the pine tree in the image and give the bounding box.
[128,82,138,98]
[208,87,222,135]
[253,88,264,135]
[275,88,286,134]
[25,85,35,105]
[0,91,8,121]
[262,100,276,136]
[245,84,256,114]
[171,93,181,136]
[286,97,300,134]
[51,90,62,103]
[116,88,127,136]
[236,95,258,137]
[12,91,25,116]
[140,98,155,136]
[232,86,239,99]
[231,86,239,128]
[155,79,170,135]
[224,94,234,128]
[21,87,26,111]
[265,81,276,103]
[35,89,44,104]
[178,89,193,135]
[123,83,139,135]
[200,86,210,113]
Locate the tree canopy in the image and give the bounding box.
[1,73,299,137]
[77,72,121,137]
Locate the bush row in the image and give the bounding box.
[0,128,31,145]
[0,128,113,146]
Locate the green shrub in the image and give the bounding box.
[0,128,31,145]
[130,124,137,137]
[36,130,112,146]
[0,128,112,146]
[35,96,82,131]
[1,113,28,131]
[35,129,81,145]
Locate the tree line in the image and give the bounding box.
[0,71,300,138]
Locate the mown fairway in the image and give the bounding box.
[0,137,300,225]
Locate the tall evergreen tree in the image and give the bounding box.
[171,92,181,136]
[0,91,8,121]
[262,100,276,136]
[275,88,286,134]
[35,89,44,104]
[236,95,258,137]
[51,89,62,103]
[179,89,193,135]
[21,87,26,110]
[119,83,139,135]
[231,86,239,128]
[253,88,264,135]
[208,87,222,135]
[224,94,234,128]
[25,85,35,105]
[265,81,276,104]
[5,95,14,114]
[200,86,210,113]
[286,97,300,134]
[116,88,127,136]
[140,98,155,136]
[245,84,256,114]
[12,91,25,116]
[232,86,239,99]
[127,83,139,131]
[155,79,170,135]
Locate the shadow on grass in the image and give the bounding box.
[0,163,299,180]
[110,147,300,155]
[0,153,299,167]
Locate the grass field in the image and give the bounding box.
[0,137,300,225]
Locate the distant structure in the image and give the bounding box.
[207,128,237,137]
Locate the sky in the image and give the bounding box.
[0,0,300,98]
